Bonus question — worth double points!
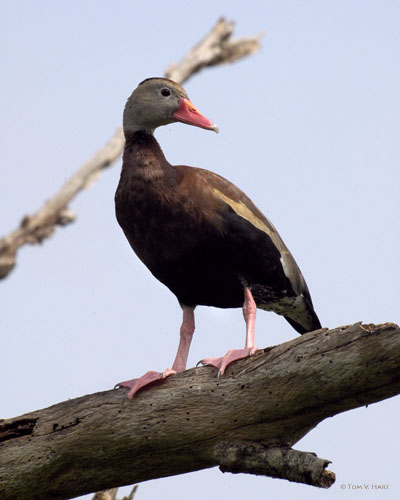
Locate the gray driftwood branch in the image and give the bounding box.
[1,322,399,500]
[0,18,262,280]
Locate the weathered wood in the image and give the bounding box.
[92,485,138,500]
[215,442,335,488]
[0,322,399,499]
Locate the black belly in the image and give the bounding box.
[142,211,294,309]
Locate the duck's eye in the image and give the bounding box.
[161,88,171,97]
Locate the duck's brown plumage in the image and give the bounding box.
[115,78,321,398]
[116,129,320,333]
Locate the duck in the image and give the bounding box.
[115,77,321,399]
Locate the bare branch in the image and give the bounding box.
[165,18,263,83]
[0,129,124,279]
[92,484,139,500]
[92,490,117,500]
[215,442,335,488]
[125,485,139,500]
[0,17,262,280]
[92,485,138,500]
[1,323,399,499]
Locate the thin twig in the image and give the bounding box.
[91,485,138,500]
[126,485,139,500]
[0,17,262,280]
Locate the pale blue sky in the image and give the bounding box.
[1,1,399,499]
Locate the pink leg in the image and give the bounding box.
[171,307,195,372]
[200,287,258,375]
[117,307,195,399]
[243,287,257,350]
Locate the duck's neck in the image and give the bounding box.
[122,130,169,181]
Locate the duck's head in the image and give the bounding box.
[123,77,219,136]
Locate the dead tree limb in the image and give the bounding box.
[1,322,399,500]
[0,18,262,280]
[92,485,138,500]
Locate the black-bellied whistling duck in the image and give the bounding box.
[115,77,321,399]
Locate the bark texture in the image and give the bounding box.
[0,322,399,500]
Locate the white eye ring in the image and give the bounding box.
[160,88,171,97]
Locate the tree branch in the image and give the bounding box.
[1,322,399,499]
[92,485,138,500]
[215,442,335,488]
[0,18,262,280]
[165,18,263,83]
